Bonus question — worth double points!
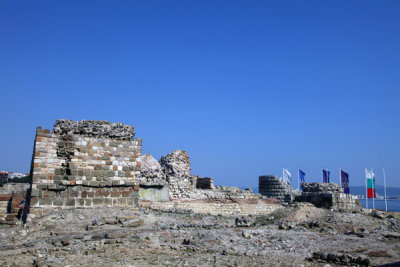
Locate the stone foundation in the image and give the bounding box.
[30,185,139,210]
[140,199,281,216]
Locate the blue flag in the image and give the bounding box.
[340,170,350,194]
[322,169,330,183]
[299,169,306,190]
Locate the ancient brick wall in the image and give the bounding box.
[28,120,141,213]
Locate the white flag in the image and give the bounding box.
[283,168,292,185]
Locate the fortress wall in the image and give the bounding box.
[28,120,141,212]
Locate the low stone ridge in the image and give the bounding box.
[302,182,344,193]
[53,119,135,140]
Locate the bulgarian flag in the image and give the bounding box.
[365,169,376,198]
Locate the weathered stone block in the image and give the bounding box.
[39,198,52,206]
[42,190,56,197]
[77,198,84,206]
[69,190,79,197]
[92,198,104,205]
[111,191,121,197]
[89,181,100,187]
[53,198,64,206]
[84,198,92,206]
[65,198,75,206]
[30,197,39,207]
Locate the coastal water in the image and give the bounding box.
[359,199,400,212]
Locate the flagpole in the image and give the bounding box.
[298,169,300,190]
[321,168,323,183]
[372,168,375,209]
[339,168,342,188]
[383,168,387,211]
[365,168,368,209]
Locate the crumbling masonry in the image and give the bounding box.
[1,119,362,222]
[28,120,141,215]
[24,119,279,218]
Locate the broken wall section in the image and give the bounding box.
[29,120,141,214]
[0,183,29,222]
[295,183,362,211]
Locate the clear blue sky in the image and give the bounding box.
[1,1,399,188]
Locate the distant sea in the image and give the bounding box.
[359,199,400,212]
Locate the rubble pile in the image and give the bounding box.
[137,154,166,186]
[302,183,344,193]
[53,119,135,140]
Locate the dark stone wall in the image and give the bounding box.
[196,177,214,189]
[259,175,293,201]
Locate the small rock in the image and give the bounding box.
[235,217,251,227]
[372,210,384,219]
[60,238,70,246]
[278,221,286,230]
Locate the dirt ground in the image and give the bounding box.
[0,204,399,267]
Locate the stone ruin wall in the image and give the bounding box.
[0,183,30,222]
[2,119,363,220]
[28,120,141,215]
[295,183,362,211]
[2,119,285,219]
[259,175,295,202]
[259,176,362,211]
